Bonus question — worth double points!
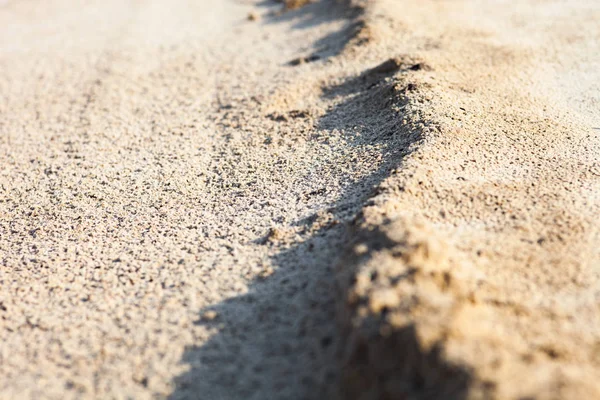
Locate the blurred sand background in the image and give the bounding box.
[0,0,599,399]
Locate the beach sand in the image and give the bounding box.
[1,0,599,399]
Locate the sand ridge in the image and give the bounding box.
[336,0,600,399]
[0,0,599,399]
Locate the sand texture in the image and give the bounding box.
[1,0,599,399]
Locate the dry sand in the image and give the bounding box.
[0,0,599,399]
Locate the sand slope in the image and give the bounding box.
[337,1,600,399]
[1,0,599,399]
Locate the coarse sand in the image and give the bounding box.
[1,0,599,399]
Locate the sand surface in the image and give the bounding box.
[0,0,599,399]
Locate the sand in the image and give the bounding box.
[0,0,599,399]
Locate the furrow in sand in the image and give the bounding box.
[0,0,433,398]
[335,0,600,399]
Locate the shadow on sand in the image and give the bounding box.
[168,1,472,399]
[258,0,367,64]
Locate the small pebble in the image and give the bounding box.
[202,311,218,321]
